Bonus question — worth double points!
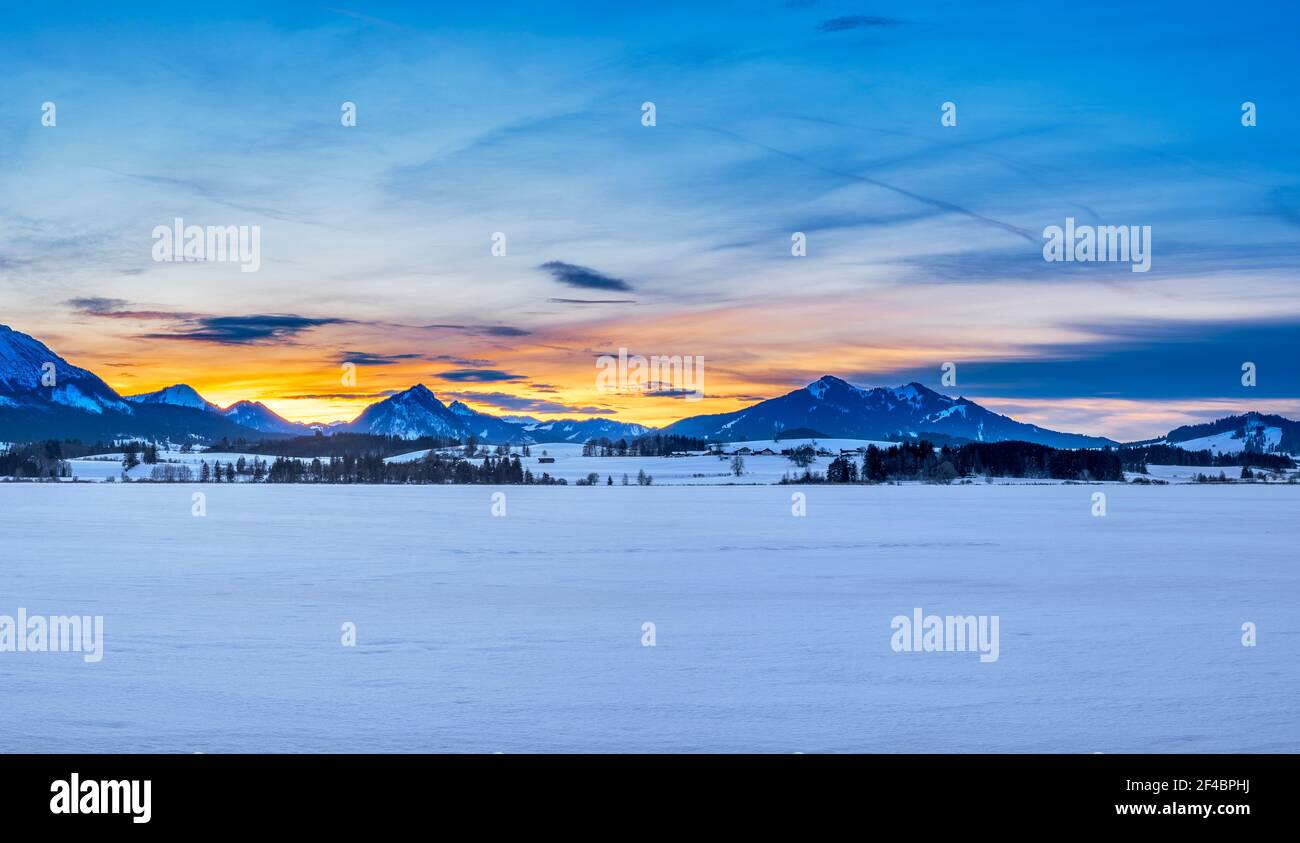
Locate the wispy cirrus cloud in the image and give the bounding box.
[421,323,532,337]
[67,297,197,321]
[816,15,902,33]
[323,352,501,369]
[280,390,401,400]
[432,354,491,366]
[688,123,1038,243]
[101,168,316,224]
[548,297,637,305]
[446,391,615,416]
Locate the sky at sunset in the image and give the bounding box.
[1,0,1297,441]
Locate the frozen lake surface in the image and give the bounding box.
[2,483,1296,752]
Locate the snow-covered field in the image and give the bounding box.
[2,483,1296,752]
[55,439,1298,486]
[383,439,1122,486]
[62,449,269,482]
[66,441,853,485]
[387,442,801,485]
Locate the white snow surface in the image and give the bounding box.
[1129,464,1281,483]
[2,483,1296,752]
[63,449,268,482]
[1172,427,1283,455]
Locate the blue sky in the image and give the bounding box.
[0,0,1297,438]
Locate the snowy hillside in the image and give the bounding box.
[1170,428,1282,455]
[1159,412,1298,456]
[516,417,649,444]
[221,400,308,434]
[127,384,306,434]
[341,384,467,439]
[127,384,219,412]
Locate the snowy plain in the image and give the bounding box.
[2,483,1296,753]
[57,438,1300,486]
[59,440,906,486]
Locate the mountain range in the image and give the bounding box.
[128,383,306,434]
[1,323,1295,453]
[660,375,1116,449]
[0,325,648,445]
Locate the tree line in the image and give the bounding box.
[0,441,72,479]
[250,452,565,484]
[585,433,710,456]
[227,432,464,459]
[1119,443,1294,472]
[784,440,1127,484]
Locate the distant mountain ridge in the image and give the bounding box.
[660,375,1118,449]
[2,323,1297,451]
[127,384,219,412]
[336,387,648,443]
[221,400,308,434]
[0,325,266,442]
[127,384,309,434]
[341,384,464,439]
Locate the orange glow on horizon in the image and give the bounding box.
[39,280,1299,442]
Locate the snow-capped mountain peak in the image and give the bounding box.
[342,384,461,439]
[517,417,649,443]
[221,400,306,434]
[399,383,437,400]
[126,383,219,412]
[662,375,1114,448]
[890,383,926,405]
[0,323,133,414]
[806,376,836,399]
